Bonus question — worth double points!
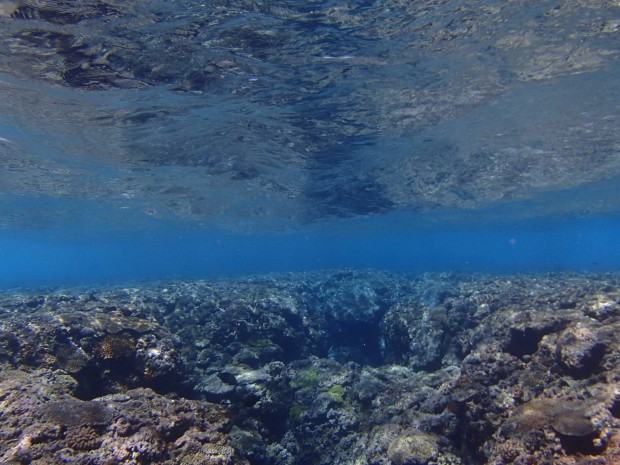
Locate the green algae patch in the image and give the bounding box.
[327,384,345,403]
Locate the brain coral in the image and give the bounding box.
[65,425,102,451]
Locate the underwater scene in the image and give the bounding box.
[1,0,620,464]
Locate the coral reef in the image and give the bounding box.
[0,369,245,464]
[1,270,620,464]
[0,302,187,398]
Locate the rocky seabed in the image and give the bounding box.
[1,270,620,465]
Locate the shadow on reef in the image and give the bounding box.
[2,270,620,465]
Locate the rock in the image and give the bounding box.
[387,431,439,465]
[509,399,597,437]
[556,322,606,377]
[197,374,237,401]
[3,271,620,465]
[381,303,448,370]
[0,369,245,465]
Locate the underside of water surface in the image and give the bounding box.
[1,0,619,231]
[1,0,619,284]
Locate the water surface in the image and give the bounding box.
[1,0,619,284]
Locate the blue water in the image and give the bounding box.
[2,213,620,288]
[1,0,620,288]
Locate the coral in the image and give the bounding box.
[3,271,620,465]
[56,344,90,373]
[180,444,237,465]
[56,312,160,335]
[556,323,606,377]
[123,430,166,462]
[381,303,449,370]
[387,431,439,465]
[41,399,112,427]
[508,399,597,437]
[289,404,307,423]
[95,333,136,360]
[291,369,319,389]
[74,454,103,465]
[65,426,102,451]
[0,301,187,399]
[326,384,344,403]
[110,415,135,437]
[0,369,242,465]
[434,453,462,465]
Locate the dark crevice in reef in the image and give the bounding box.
[72,364,107,400]
[505,326,548,357]
[2,271,620,464]
[559,432,603,456]
[611,396,620,418]
[325,320,385,366]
